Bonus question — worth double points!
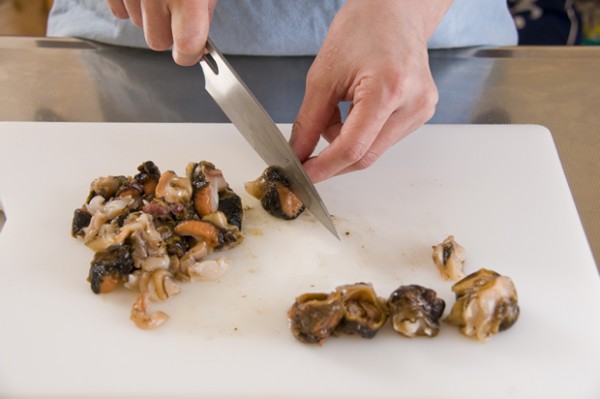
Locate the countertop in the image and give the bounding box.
[0,36,598,271]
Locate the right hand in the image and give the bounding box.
[105,0,218,66]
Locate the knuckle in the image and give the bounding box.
[145,35,171,51]
[172,36,206,65]
[174,35,202,55]
[422,85,439,109]
[379,66,439,111]
[355,150,379,170]
[386,74,408,102]
[341,141,369,165]
[372,64,408,103]
[110,8,129,19]
[130,14,143,28]
[416,86,439,121]
[422,102,437,122]
[305,66,330,93]
[291,117,306,134]
[292,111,315,138]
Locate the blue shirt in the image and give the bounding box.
[47,0,518,55]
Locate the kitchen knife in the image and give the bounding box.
[199,38,339,239]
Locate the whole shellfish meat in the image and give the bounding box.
[445,268,520,341]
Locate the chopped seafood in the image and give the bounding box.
[188,161,228,217]
[72,161,243,329]
[217,187,243,230]
[88,244,134,294]
[130,291,169,330]
[134,160,161,197]
[174,218,240,250]
[155,170,192,204]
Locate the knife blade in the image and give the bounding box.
[199,38,339,239]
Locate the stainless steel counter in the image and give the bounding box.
[1,36,598,271]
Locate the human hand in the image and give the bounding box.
[290,0,452,183]
[105,0,218,66]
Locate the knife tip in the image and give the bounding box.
[323,219,340,241]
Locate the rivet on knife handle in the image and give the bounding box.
[199,38,339,239]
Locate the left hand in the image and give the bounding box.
[290,0,452,183]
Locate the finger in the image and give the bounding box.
[327,84,438,177]
[302,78,396,182]
[320,102,352,143]
[321,106,343,144]
[106,0,129,19]
[170,0,211,66]
[122,0,143,27]
[140,1,173,51]
[333,109,421,177]
[290,68,341,163]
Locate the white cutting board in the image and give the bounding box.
[0,123,598,399]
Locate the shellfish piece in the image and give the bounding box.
[445,268,520,341]
[115,181,143,199]
[88,244,134,294]
[201,211,243,245]
[130,291,169,330]
[82,196,134,249]
[82,196,137,250]
[174,219,239,250]
[155,170,192,204]
[88,175,129,201]
[188,161,229,217]
[202,211,230,230]
[71,207,92,238]
[84,219,121,252]
[335,283,389,339]
[116,212,170,271]
[134,161,161,197]
[186,257,231,281]
[143,197,197,222]
[147,269,181,302]
[218,187,243,230]
[387,285,446,338]
[288,292,345,345]
[432,235,466,281]
[245,166,305,220]
[129,269,179,329]
[174,241,212,281]
[155,223,191,258]
[187,161,228,191]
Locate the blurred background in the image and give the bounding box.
[0,0,52,37]
[0,0,599,45]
